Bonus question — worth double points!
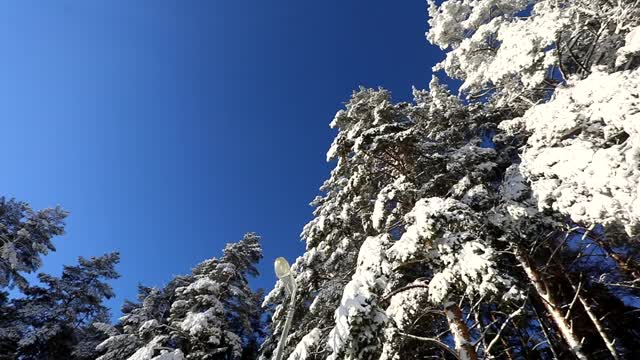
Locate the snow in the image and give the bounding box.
[427,0,561,98]
[385,281,428,330]
[127,336,166,360]
[387,197,457,263]
[287,328,322,360]
[224,330,243,359]
[184,278,219,293]
[127,345,154,360]
[139,319,158,333]
[500,165,528,202]
[326,234,391,360]
[1,243,18,270]
[388,198,517,303]
[96,334,132,353]
[124,336,184,360]
[461,184,489,206]
[151,350,185,360]
[500,68,640,234]
[616,26,640,67]
[489,3,564,88]
[180,309,219,337]
[429,241,512,303]
[371,176,411,231]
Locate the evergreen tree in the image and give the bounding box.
[96,233,264,360]
[0,291,20,359]
[261,1,640,357]
[0,197,67,290]
[8,252,120,359]
[261,87,427,359]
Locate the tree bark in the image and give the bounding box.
[559,266,620,360]
[514,248,588,360]
[444,302,478,360]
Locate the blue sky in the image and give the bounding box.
[0,0,443,317]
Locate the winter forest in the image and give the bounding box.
[2,0,640,359]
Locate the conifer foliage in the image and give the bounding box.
[0,197,67,291]
[0,252,120,360]
[262,1,640,359]
[95,233,264,360]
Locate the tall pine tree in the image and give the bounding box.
[96,233,264,360]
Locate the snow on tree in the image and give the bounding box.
[5,252,120,359]
[260,2,640,359]
[96,233,264,360]
[95,278,190,360]
[285,328,322,360]
[326,234,391,360]
[617,25,640,67]
[389,198,518,305]
[0,197,67,290]
[499,67,640,235]
[378,281,429,360]
[261,75,529,359]
[427,0,557,105]
[262,87,422,359]
[168,232,262,359]
[427,0,640,108]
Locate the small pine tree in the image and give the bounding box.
[96,233,264,360]
[10,253,120,359]
[0,197,67,290]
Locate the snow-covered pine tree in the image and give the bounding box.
[261,76,530,360]
[427,0,640,358]
[374,80,530,360]
[96,233,264,360]
[95,278,191,360]
[6,252,120,359]
[262,16,640,355]
[427,0,640,110]
[0,197,67,291]
[261,88,429,360]
[167,232,263,359]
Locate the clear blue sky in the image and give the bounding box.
[0,0,443,317]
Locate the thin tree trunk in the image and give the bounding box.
[474,312,491,358]
[514,248,588,360]
[487,311,518,360]
[577,294,618,360]
[444,302,478,360]
[560,267,620,360]
[532,301,560,360]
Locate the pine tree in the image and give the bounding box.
[96,233,264,360]
[94,279,190,360]
[9,252,120,359]
[261,87,432,359]
[168,232,263,359]
[261,2,640,355]
[0,291,20,359]
[0,197,67,290]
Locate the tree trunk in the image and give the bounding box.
[444,302,478,360]
[514,248,588,360]
[559,266,620,360]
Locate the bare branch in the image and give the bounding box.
[484,306,524,355]
[398,332,460,359]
